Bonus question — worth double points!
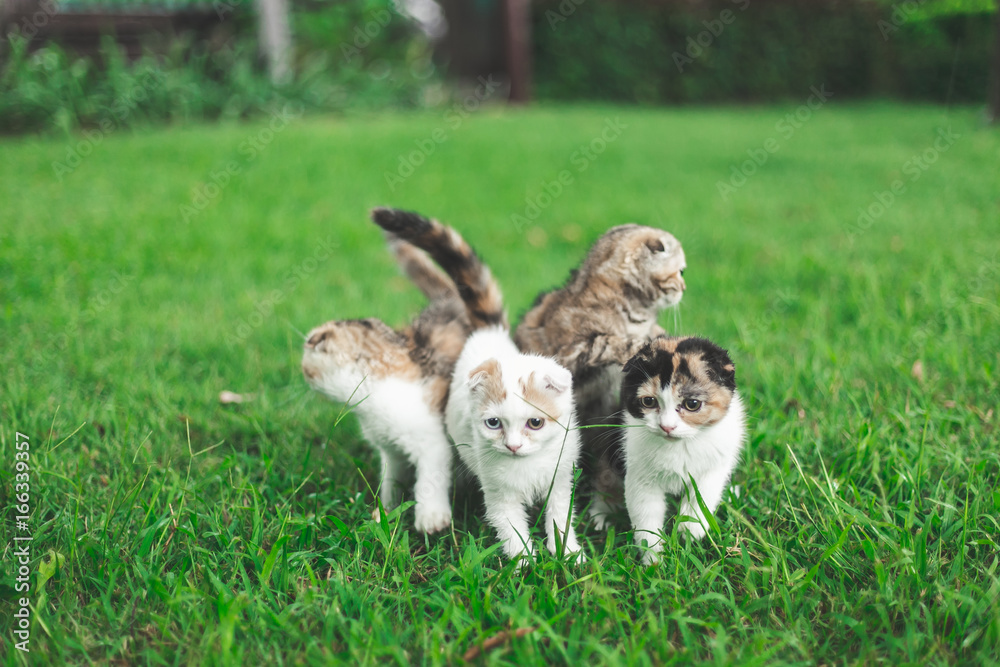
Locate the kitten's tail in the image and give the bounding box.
[385,233,459,303]
[372,207,507,331]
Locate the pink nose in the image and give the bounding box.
[660,424,675,435]
[506,444,522,453]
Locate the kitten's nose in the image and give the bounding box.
[660,424,676,435]
[506,443,522,453]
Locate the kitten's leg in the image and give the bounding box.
[677,469,730,541]
[411,438,453,534]
[566,334,648,375]
[543,471,584,561]
[625,470,668,565]
[378,448,404,510]
[587,452,623,530]
[374,448,405,522]
[482,489,533,561]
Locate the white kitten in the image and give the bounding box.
[446,326,584,562]
[621,336,746,564]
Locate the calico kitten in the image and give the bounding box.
[620,336,746,564]
[513,224,687,527]
[373,209,584,562]
[302,211,502,534]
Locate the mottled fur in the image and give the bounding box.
[377,209,583,561]
[514,224,687,527]
[372,208,507,331]
[621,336,746,564]
[302,209,499,533]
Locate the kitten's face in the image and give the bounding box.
[622,336,736,440]
[467,359,573,457]
[599,225,687,309]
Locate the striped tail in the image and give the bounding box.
[372,207,507,331]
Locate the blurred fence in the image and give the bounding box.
[532,0,995,103]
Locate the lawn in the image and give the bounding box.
[1,103,998,665]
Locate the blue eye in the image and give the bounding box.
[485,417,502,430]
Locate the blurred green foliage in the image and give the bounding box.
[0,0,436,133]
[533,0,995,104]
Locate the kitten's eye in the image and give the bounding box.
[681,398,702,411]
[526,418,544,430]
[680,269,686,277]
[484,417,502,430]
[640,396,657,409]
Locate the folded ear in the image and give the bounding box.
[540,364,572,395]
[468,359,501,395]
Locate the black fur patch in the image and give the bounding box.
[371,208,432,237]
[621,337,737,417]
[675,337,737,391]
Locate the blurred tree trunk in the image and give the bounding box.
[504,0,532,102]
[989,0,1000,122]
[255,0,292,84]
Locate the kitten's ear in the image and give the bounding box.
[467,359,501,394]
[646,238,665,253]
[540,365,572,395]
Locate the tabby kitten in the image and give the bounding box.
[621,336,746,564]
[374,209,584,562]
[302,210,502,534]
[514,224,687,527]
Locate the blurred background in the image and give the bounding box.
[1,0,997,132]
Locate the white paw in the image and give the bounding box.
[414,503,452,534]
[641,549,661,566]
[678,519,707,541]
[588,507,611,531]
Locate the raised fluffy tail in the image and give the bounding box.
[372,207,507,330]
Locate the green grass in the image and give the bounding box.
[1,103,999,665]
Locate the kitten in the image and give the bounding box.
[620,336,746,564]
[301,211,502,534]
[513,224,687,527]
[373,209,584,562]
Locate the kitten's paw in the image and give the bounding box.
[678,519,707,541]
[414,504,452,534]
[588,507,612,531]
[641,549,661,566]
